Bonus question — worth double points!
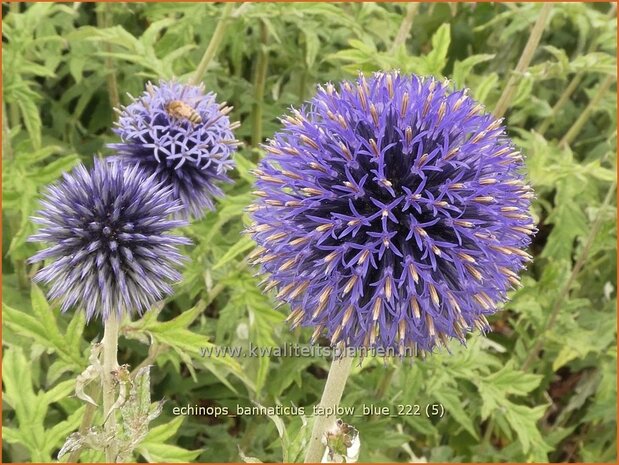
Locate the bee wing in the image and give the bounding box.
[178,83,188,100]
[183,96,203,107]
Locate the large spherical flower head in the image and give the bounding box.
[248,71,536,355]
[28,159,191,322]
[109,80,238,219]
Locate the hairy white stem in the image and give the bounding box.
[102,313,120,462]
[304,355,354,463]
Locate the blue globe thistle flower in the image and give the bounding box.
[248,72,536,355]
[28,159,191,322]
[109,80,239,219]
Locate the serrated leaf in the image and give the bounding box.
[3,302,54,350]
[19,61,56,78]
[45,406,86,455]
[425,24,451,75]
[484,362,542,396]
[433,387,479,439]
[542,180,589,261]
[137,443,201,463]
[1,426,24,445]
[212,235,255,270]
[130,302,247,386]
[302,28,320,68]
[31,284,64,345]
[31,284,84,367]
[2,346,76,461]
[29,154,80,184]
[42,379,75,405]
[503,403,549,456]
[143,416,185,444]
[14,84,42,149]
[452,54,495,88]
[571,52,617,76]
[473,72,499,104]
[475,363,542,421]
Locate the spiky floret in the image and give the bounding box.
[109,80,239,219]
[28,159,191,321]
[248,71,536,355]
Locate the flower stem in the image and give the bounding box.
[96,3,120,109]
[374,365,395,399]
[494,3,552,119]
[102,313,120,462]
[391,2,419,52]
[3,101,13,160]
[559,75,614,148]
[522,180,617,371]
[536,72,583,135]
[536,1,615,136]
[304,354,354,463]
[251,20,269,148]
[191,3,235,86]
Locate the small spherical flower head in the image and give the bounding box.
[109,80,238,219]
[248,71,536,355]
[28,159,191,322]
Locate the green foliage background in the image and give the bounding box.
[2,2,617,463]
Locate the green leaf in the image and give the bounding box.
[473,72,499,104]
[503,403,550,457]
[137,443,201,463]
[31,284,84,367]
[44,406,86,454]
[1,426,24,445]
[425,24,451,75]
[3,303,53,350]
[130,302,248,386]
[144,417,185,443]
[31,284,65,346]
[433,386,479,439]
[542,45,570,70]
[19,61,56,78]
[571,52,617,76]
[2,287,85,371]
[484,362,542,397]
[13,82,42,149]
[302,28,320,68]
[138,414,200,462]
[140,18,176,48]
[42,379,75,405]
[475,363,541,421]
[29,154,80,184]
[212,235,255,270]
[452,54,495,88]
[2,346,76,462]
[234,153,258,184]
[541,180,589,261]
[257,403,290,461]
